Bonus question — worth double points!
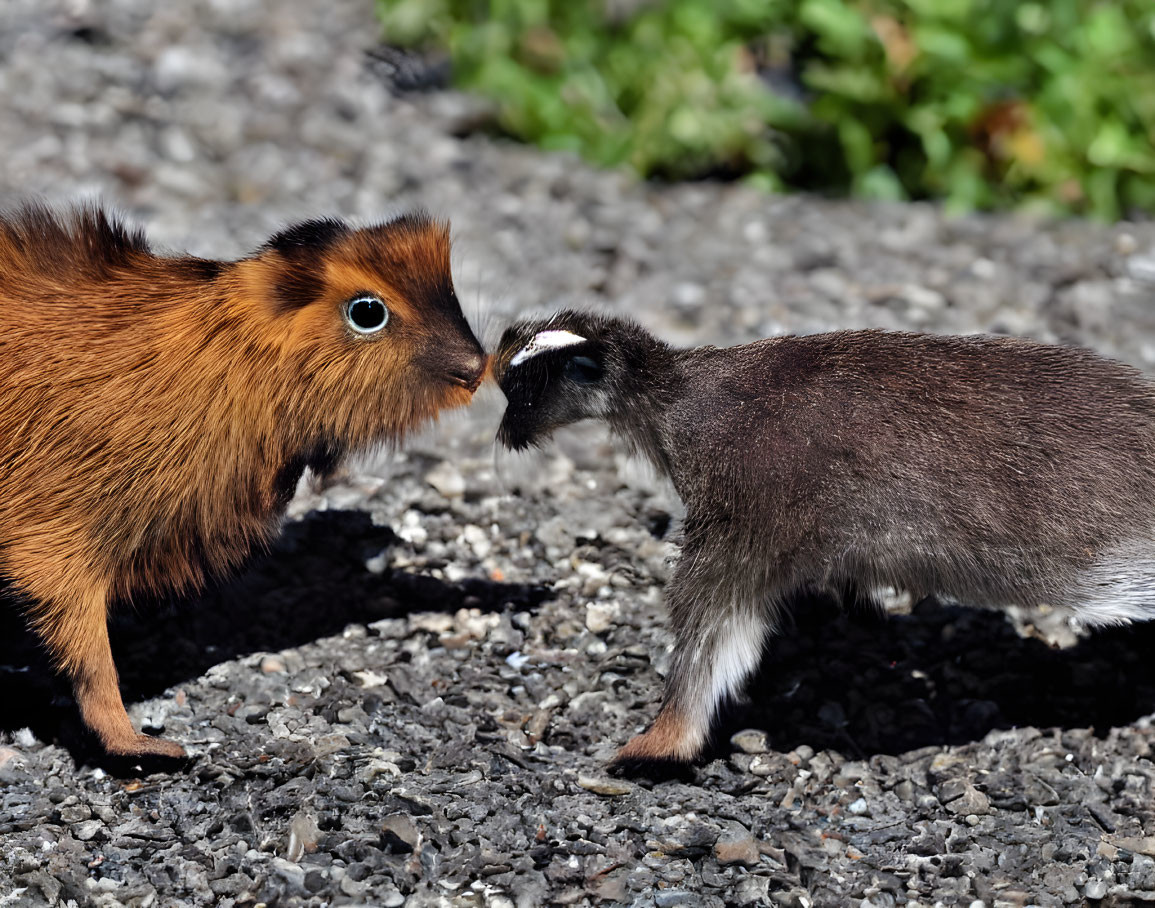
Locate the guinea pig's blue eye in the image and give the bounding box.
[563,355,602,384]
[344,294,389,334]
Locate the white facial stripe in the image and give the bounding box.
[509,330,586,367]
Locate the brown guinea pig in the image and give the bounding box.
[494,309,1155,769]
[0,202,486,760]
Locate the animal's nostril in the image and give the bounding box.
[448,352,486,389]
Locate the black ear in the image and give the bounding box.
[264,218,349,256]
[262,218,350,312]
[563,354,603,384]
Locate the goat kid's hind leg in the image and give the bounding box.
[33,586,185,760]
[611,566,774,768]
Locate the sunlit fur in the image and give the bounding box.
[0,203,485,758]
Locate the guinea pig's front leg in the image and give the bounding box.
[611,550,773,768]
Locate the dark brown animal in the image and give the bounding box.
[493,310,1155,767]
[0,203,486,760]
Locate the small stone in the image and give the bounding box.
[577,775,631,796]
[585,601,619,634]
[672,282,705,308]
[1129,854,1155,891]
[424,461,465,498]
[1082,879,1109,899]
[936,778,969,802]
[847,798,869,816]
[396,510,429,546]
[410,613,455,635]
[714,823,759,866]
[381,814,420,853]
[73,820,103,842]
[1127,254,1155,285]
[336,705,368,724]
[771,888,813,907]
[260,655,287,674]
[352,669,390,688]
[59,803,92,824]
[454,607,499,640]
[734,877,772,905]
[970,257,997,279]
[901,284,946,311]
[743,220,768,244]
[590,866,629,903]
[927,753,965,784]
[461,523,491,559]
[286,811,321,862]
[505,651,530,670]
[357,758,403,782]
[654,890,696,907]
[340,875,367,898]
[269,858,307,894]
[748,754,777,776]
[651,818,717,855]
[730,729,770,754]
[1108,835,1155,857]
[18,870,61,903]
[304,870,328,893]
[943,784,990,816]
[0,747,22,770]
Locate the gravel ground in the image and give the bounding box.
[5,2,1155,906]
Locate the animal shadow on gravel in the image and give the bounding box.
[0,509,549,766]
[710,595,1155,760]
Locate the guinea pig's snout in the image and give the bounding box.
[446,350,487,393]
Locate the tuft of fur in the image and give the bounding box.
[494,310,1155,767]
[0,202,486,759]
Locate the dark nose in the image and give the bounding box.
[447,352,487,392]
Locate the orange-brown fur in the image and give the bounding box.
[612,709,696,764]
[0,203,486,760]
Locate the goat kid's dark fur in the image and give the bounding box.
[494,310,1155,766]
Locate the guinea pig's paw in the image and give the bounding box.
[95,734,189,776]
[105,732,187,760]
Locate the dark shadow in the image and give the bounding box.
[0,510,550,763]
[11,518,1155,768]
[710,595,1155,760]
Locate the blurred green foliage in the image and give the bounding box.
[377,0,1155,218]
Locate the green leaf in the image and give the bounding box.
[376,0,1155,216]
